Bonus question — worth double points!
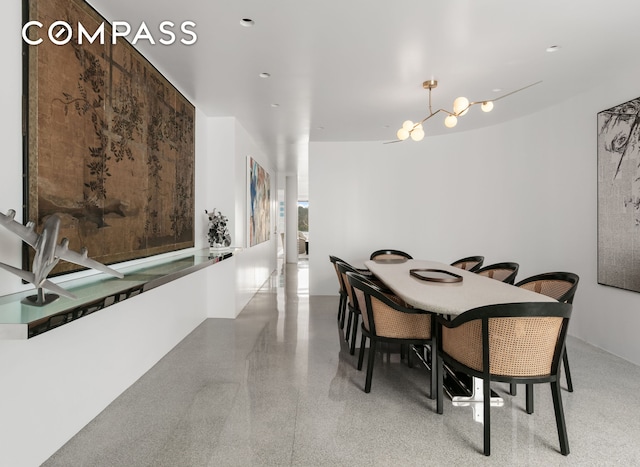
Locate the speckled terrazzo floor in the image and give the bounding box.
[44,260,640,466]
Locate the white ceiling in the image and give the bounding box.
[87,0,640,199]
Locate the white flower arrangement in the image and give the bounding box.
[205,209,231,248]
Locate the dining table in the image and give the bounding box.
[364,258,556,406]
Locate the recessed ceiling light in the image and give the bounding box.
[270,103,279,108]
[240,18,255,27]
[259,72,271,78]
[492,88,502,93]
[546,45,561,52]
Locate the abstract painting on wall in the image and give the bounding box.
[248,157,271,247]
[24,0,195,275]
[597,96,640,292]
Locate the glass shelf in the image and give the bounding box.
[0,248,234,339]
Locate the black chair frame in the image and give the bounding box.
[329,256,373,329]
[515,271,579,305]
[450,255,485,272]
[512,272,579,397]
[336,261,395,356]
[436,301,572,456]
[347,272,437,399]
[336,261,372,355]
[329,256,349,327]
[475,261,519,285]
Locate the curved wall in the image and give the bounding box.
[309,74,640,366]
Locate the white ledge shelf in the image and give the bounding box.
[0,248,234,339]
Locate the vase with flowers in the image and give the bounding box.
[205,209,232,251]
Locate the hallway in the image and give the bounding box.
[44,261,640,466]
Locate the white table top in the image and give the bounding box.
[364,259,555,317]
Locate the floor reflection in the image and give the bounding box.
[43,259,640,467]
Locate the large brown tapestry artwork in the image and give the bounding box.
[25,0,195,275]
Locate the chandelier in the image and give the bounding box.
[395,79,542,142]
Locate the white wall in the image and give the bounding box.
[199,117,277,317]
[286,175,299,263]
[0,4,277,465]
[309,75,640,366]
[0,271,209,467]
[233,122,278,314]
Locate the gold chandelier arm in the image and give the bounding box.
[474,80,543,104]
[416,108,455,126]
[391,78,543,144]
[456,81,542,116]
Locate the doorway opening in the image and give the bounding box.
[297,201,309,260]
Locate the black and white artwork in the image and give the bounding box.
[597,96,640,292]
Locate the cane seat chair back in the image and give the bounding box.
[329,256,349,327]
[336,261,372,355]
[347,272,437,399]
[475,262,519,285]
[330,256,373,328]
[516,272,579,304]
[514,272,579,397]
[450,255,485,273]
[436,301,572,456]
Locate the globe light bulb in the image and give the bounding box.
[410,128,425,141]
[481,101,494,112]
[453,96,470,116]
[414,123,423,131]
[397,128,410,140]
[402,120,414,131]
[444,115,458,128]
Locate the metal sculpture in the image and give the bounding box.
[0,209,124,305]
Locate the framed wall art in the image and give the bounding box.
[247,157,271,247]
[597,96,640,292]
[23,0,195,275]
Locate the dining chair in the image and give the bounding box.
[337,261,398,355]
[369,249,413,261]
[346,271,437,399]
[475,262,519,285]
[473,261,520,395]
[336,261,371,355]
[512,272,579,400]
[329,256,349,327]
[450,255,485,272]
[436,301,573,456]
[329,256,373,329]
